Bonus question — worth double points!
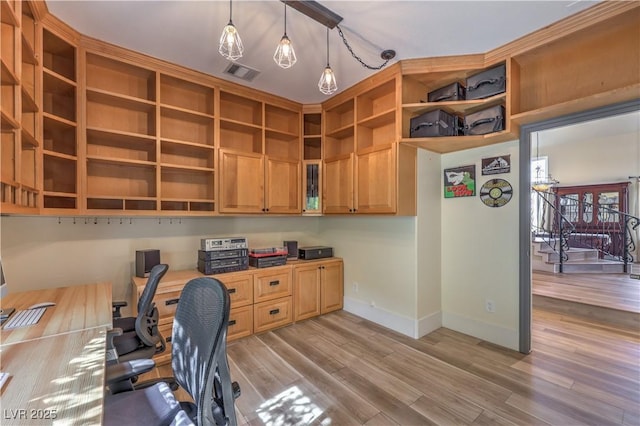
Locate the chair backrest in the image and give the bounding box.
[134,263,169,349]
[172,277,236,426]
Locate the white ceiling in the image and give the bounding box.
[46,0,599,104]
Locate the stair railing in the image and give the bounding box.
[532,188,575,272]
[558,195,639,273]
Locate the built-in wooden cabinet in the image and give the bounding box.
[302,107,322,215]
[293,258,343,321]
[323,72,416,215]
[1,1,40,213]
[132,259,342,365]
[3,1,636,219]
[218,91,301,214]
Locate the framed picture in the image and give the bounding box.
[444,165,476,198]
[481,155,511,175]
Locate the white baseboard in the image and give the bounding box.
[442,311,519,351]
[343,297,442,339]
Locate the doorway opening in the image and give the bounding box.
[518,99,640,354]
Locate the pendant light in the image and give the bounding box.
[318,27,337,95]
[219,0,244,61]
[274,4,297,69]
[531,132,558,191]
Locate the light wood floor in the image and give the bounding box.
[153,307,639,425]
[532,271,640,313]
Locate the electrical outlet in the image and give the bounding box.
[352,282,359,292]
[485,299,495,313]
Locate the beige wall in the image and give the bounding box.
[0,216,323,308]
[441,140,521,350]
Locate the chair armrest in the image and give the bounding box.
[106,328,123,364]
[112,301,128,319]
[106,359,156,394]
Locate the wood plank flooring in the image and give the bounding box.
[532,271,640,313]
[153,307,639,425]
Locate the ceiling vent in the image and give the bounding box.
[223,62,260,82]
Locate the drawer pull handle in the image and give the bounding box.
[228,320,236,326]
[166,336,172,343]
[228,288,236,294]
[165,298,180,306]
[269,280,280,286]
[269,308,280,315]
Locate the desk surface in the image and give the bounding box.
[0,282,112,345]
[0,328,107,425]
[0,282,112,424]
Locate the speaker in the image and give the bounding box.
[283,241,298,260]
[136,249,160,278]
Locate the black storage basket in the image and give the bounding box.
[410,109,462,138]
[463,105,505,136]
[466,64,506,100]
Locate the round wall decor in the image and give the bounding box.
[479,178,513,207]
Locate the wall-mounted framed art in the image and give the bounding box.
[444,165,476,198]
[481,155,511,175]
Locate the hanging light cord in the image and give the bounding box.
[283,4,288,35]
[325,27,330,66]
[228,0,233,23]
[336,24,393,70]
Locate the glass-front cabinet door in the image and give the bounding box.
[302,161,321,215]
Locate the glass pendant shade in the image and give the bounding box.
[274,34,297,68]
[318,66,337,95]
[219,22,244,61]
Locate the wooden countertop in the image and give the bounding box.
[1,282,112,345]
[0,328,107,425]
[132,257,343,290]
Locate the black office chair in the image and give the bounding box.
[110,263,169,362]
[104,277,241,426]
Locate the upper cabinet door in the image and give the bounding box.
[323,153,354,214]
[265,157,300,214]
[218,149,264,214]
[355,145,396,214]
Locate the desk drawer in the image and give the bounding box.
[155,290,183,320]
[254,270,291,303]
[217,274,253,307]
[228,305,253,341]
[254,296,292,334]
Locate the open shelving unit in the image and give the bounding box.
[41,27,77,211]
[159,74,215,213]
[85,53,157,213]
[0,1,41,212]
[399,59,518,154]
